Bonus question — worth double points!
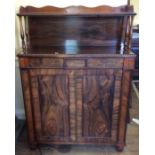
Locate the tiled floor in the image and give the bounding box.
[15,91,139,155]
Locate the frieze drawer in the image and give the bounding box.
[87,58,124,68]
[65,59,85,68]
[29,58,64,67]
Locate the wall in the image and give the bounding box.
[131,0,139,25]
[15,0,139,119]
[15,59,25,119]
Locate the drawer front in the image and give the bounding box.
[19,57,124,69]
[65,59,85,68]
[29,58,64,67]
[87,58,123,68]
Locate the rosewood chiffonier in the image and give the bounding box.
[17,5,136,152]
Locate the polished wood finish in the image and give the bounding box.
[27,16,123,54]
[17,5,135,54]
[16,99,139,155]
[20,70,36,149]
[18,5,134,15]
[17,5,136,152]
[18,54,135,150]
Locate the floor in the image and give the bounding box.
[15,90,139,155]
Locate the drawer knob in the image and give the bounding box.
[54,52,59,55]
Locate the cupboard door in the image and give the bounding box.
[29,69,71,143]
[76,69,122,144]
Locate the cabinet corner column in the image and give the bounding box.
[20,68,37,149]
[116,70,131,152]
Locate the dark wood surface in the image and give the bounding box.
[15,90,139,154]
[18,5,135,15]
[17,5,135,54]
[17,4,136,152]
[28,16,123,54]
[18,54,135,151]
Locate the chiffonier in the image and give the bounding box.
[17,5,136,151]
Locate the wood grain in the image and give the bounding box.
[17,5,135,54]
[17,4,136,152]
[20,70,36,148]
[18,5,134,15]
[116,70,131,151]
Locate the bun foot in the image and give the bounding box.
[115,144,124,152]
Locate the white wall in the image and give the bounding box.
[15,0,138,119]
[131,0,139,25]
[15,59,25,119]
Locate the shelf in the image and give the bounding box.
[17,12,136,17]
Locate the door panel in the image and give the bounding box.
[30,69,70,142]
[76,69,122,143]
[29,68,122,144]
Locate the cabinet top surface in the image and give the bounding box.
[17,53,136,58]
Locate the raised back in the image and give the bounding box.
[17,5,135,54]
